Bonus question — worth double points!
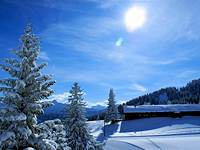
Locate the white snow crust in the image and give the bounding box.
[89,116,200,150]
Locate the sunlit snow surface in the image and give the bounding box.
[124,104,200,113]
[88,116,200,150]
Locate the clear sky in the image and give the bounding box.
[0,1,200,107]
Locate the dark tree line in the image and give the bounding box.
[87,112,106,121]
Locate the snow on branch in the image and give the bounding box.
[44,120,57,129]
[40,101,54,109]
[0,112,27,123]
[27,114,38,127]
[0,107,7,115]
[3,58,20,68]
[30,45,40,54]
[0,78,16,88]
[30,42,40,48]
[41,80,56,91]
[3,92,23,105]
[23,147,35,150]
[29,91,42,101]
[28,52,39,65]
[0,97,3,103]
[32,36,40,43]
[35,119,59,139]
[32,62,48,73]
[0,65,20,77]
[14,112,27,121]
[0,87,16,93]
[27,134,57,150]
[40,89,55,99]
[26,72,41,81]
[36,138,57,150]
[9,48,23,59]
[16,79,26,89]
[28,89,55,101]
[24,103,42,114]
[23,23,33,35]
[4,92,22,100]
[18,45,28,53]
[26,82,40,94]
[0,105,18,116]
[36,74,54,83]
[0,131,15,146]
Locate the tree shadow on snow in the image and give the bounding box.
[96,122,119,142]
[120,116,200,133]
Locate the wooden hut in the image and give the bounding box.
[123,104,200,120]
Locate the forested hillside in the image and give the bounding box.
[118,78,200,115]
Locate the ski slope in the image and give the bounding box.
[88,116,200,150]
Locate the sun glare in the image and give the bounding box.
[125,7,145,32]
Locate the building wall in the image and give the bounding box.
[124,111,200,120]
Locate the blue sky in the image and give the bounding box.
[0,1,200,107]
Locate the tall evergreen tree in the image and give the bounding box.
[0,21,56,149]
[105,89,119,123]
[64,82,105,150]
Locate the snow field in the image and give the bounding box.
[87,120,104,137]
[88,116,200,149]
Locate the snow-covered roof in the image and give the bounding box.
[123,104,200,113]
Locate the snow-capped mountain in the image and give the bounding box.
[37,100,106,122]
[90,105,106,110]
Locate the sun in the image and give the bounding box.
[125,7,146,32]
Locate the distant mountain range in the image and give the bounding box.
[0,100,106,122]
[90,105,106,110]
[37,100,106,122]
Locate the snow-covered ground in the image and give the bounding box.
[88,116,200,150]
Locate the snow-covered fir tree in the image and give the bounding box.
[0,21,57,149]
[64,82,105,150]
[105,88,119,123]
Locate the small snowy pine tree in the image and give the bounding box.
[105,89,119,123]
[0,21,56,149]
[64,82,105,150]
